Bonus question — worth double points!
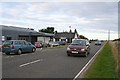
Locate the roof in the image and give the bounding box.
[1,25,54,37]
[55,32,75,38]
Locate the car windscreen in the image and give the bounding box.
[3,41,13,45]
[71,40,86,45]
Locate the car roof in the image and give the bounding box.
[6,40,26,42]
[73,39,88,41]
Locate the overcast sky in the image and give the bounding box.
[0,2,118,40]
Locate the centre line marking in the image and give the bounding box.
[19,59,41,67]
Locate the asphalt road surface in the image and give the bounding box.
[2,41,105,79]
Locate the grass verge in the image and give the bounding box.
[84,42,117,78]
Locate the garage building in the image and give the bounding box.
[1,25,54,44]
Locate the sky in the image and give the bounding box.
[0,2,118,40]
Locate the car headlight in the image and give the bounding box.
[67,47,70,50]
[81,49,85,51]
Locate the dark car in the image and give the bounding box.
[40,42,49,47]
[2,40,36,55]
[67,39,90,57]
[57,41,66,45]
[0,43,2,52]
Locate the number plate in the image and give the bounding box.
[72,51,78,54]
[4,46,8,48]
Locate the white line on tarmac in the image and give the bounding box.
[19,59,42,67]
[5,56,14,58]
[73,43,106,80]
[20,54,28,56]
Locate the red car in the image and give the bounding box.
[35,42,42,48]
[67,39,90,57]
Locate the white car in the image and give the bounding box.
[49,42,59,47]
[95,40,102,45]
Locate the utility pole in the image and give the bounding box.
[69,26,71,43]
[108,30,110,42]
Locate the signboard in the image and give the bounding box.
[61,37,66,39]
[37,37,44,42]
[37,37,50,43]
[45,37,50,43]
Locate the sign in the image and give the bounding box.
[61,37,66,39]
[37,37,44,42]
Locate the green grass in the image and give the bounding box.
[85,42,117,78]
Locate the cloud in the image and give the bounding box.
[0,2,118,40]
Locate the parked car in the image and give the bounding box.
[49,41,59,47]
[2,40,36,55]
[0,44,2,52]
[42,42,49,47]
[67,39,90,57]
[35,42,42,48]
[89,40,92,43]
[57,41,66,45]
[95,40,102,45]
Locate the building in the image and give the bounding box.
[54,29,78,43]
[1,25,54,44]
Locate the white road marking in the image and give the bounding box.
[5,56,10,58]
[5,56,14,58]
[19,59,42,67]
[20,54,28,56]
[73,43,106,80]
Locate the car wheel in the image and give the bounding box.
[5,52,10,55]
[67,53,70,56]
[17,49,22,55]
[32,48,36,52]
[84,52,88,57]
[88,51,90,54]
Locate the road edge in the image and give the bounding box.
[73,42,107,80]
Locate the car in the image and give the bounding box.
[89,40,92,43]
[0,44,2,52]
[35,42,42,48]
[67,39,90,57]
[2,40,36,55]
[49,41,59,47]
[57,41,66,45]
[41,42,49,47]
[39,42,49,47]
[95,40,102,45]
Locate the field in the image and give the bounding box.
[110,41,120,79]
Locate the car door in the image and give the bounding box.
[20,41,28,52]
[24,41,32,52]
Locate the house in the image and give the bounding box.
[1,25,54,44]
[54,29,78,43]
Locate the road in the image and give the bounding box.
[2,42,105,79]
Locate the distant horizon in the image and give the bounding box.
[1,24,118,40]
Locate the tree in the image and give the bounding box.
[78,35,88,40]
[39,27,55,34]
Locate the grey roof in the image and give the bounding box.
[1,25,54,37]
[2,25,37,33]
[55,32,75,38]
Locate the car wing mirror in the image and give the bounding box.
[86,43,90,46]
